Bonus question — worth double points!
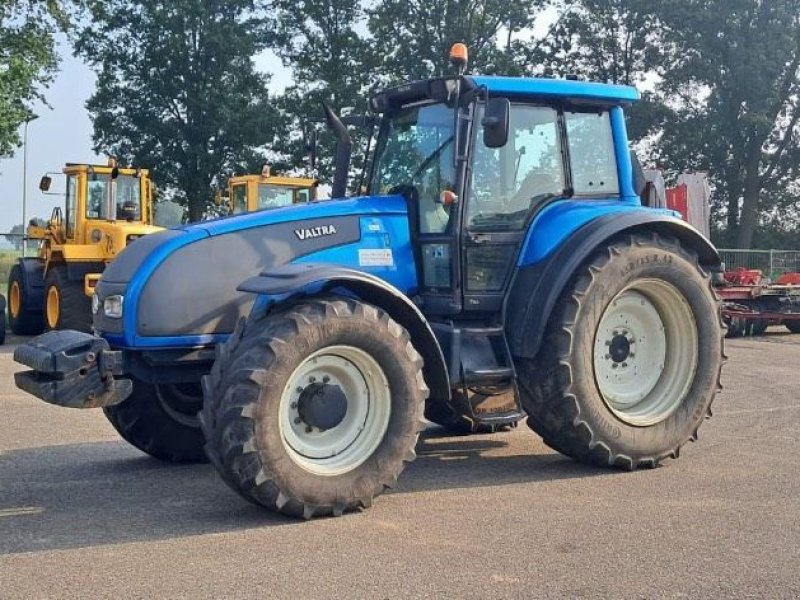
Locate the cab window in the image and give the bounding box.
[565,111,619,195]
[231,184,247,214]
[257,184,295,209]
[65,175,77,238]
[468,104,564,231]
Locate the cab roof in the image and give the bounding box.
[470,76,639,105]
[372,75,639,112]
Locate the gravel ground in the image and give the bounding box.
[0,331,798,599]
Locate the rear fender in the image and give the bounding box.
[505,212,719,359]
[239,264,450,403]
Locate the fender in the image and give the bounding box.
[15,257,45,312]
[505,211,719,359]
[239,263,450,403]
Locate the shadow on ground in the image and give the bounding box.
[0,427,609,554]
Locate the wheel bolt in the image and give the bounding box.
[612,364,618,369]
[294,417,302,424]
[309,376,316,383]
[622,362,628,368]
[290,402,298,409]
[605,354,611,360]
[322,375,330,383]
[305,426,313,433]
[605,340,611,346]
[295,386,303,394]
[629,353,635,358]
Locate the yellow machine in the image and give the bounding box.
[6,159,162,334]
[227,166,318,214]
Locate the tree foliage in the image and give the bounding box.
[0,1,69,157]
[75,0,280,221]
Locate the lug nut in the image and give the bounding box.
[294,417,302,424]
[295,386,303,394]
[305,426,313,433]
[290,402,298,409]
[322,375,330,383]
[309,376,316,383]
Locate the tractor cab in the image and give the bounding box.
[359,44,636,317]
[227,166,318,215]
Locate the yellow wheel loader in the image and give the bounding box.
[226,166,318,214]
[6,159,162,334]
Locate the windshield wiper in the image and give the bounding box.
[411,135,455,181]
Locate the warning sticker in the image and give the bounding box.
[358,248,394,267]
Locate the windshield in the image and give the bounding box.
[257,184,309,210]
[86,174,142,221]
[371,102,456,233]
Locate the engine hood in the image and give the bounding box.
[95,194,412,346]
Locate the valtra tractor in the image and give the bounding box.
[14,45,724,519]
[6,159,161,334]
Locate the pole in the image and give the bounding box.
[22,119,28,256]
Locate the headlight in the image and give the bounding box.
[104,295,124,318]
[91,293,100,314]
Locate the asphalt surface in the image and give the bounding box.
[0,331,798,599]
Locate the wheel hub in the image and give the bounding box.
[608,333,632,363]
[297,382,348,431]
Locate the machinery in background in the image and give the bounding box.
[6,159,162,333]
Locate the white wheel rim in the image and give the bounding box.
[593,280,699,427]
[279,345,391,476]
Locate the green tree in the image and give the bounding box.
[75,0,280,221]
[655,0,800,248]
[0,1,69,157]
[268,0,376,188]
[368,0,541,82]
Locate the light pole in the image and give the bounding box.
[21,115,37,255]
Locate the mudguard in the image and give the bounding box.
[239,263,450,403]
[505,212,719,359]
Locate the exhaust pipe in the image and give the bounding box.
[322,102,351,199]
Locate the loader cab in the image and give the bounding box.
[367,64,636,316]
[46,161,155,245]
[228,167,318,215]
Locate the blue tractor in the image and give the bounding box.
[14,46,724,518]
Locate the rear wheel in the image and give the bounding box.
[7,264,43,335]
[103,378,207,463]
[518,233,723,469]
[44,266,92,332]
[201,297,427,518]
[784,320,800,334]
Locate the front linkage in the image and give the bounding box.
[14,330,131,409]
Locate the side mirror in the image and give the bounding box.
[39,175,52,192]
[482,97,510,149]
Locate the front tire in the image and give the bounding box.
[518,233,724,469]
[201,297,428,518]
[103,378,208,463]
[44,266,92,332]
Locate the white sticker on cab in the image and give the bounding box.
[358,248,394,267]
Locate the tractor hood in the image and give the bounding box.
[94,195,411,346]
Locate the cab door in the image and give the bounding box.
[462,102,566,313]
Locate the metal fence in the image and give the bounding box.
[718,249,800,279]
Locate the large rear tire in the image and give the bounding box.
[44,266,92,332]
[7,264,43,335]
[201,297,427,518]
[103,378,208,463]
[518,233,724,469]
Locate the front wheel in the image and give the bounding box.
[44,266,92,332]
[518,233,724,469]
[7,264,43,335]
[201,297,428,518]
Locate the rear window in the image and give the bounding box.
[565,111,619,196]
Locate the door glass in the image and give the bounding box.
[231,184,247,214]
[468,104,564,231]
[565,111,619,195]
[65,175,77,238]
